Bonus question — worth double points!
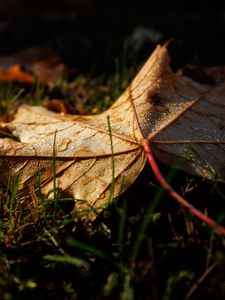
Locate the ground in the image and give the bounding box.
[0,1,225,299]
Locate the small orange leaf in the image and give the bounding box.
[0,64,34,83]
[0,47,68,87]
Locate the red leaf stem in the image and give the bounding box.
[142,139,225,236]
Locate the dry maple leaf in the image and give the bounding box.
[0,44,225,220]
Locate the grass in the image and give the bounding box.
[0,64,225,300]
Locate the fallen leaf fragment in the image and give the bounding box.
[44,99,74,114]
[0,47,68,87]
[0,64,33,83]
[0,44,225,221]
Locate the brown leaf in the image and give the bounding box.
[0,44,224,219]
[44,99,72,114]
[0,64,34,83]
[0,47,67,87]
[0,47,59,68]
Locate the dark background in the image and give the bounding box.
[0,0,224,72]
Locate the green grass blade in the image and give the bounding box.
[9,174,20,221]
[52,130,59,214]
[43,254,90,271]
[6,168,12,196]
[130,186,163,265]
[130,167,179,265]
[107,116,115,203]
[117,193,128,260]
[67,237,123,270]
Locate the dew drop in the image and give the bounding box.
[86,185,97,194]
[190,125,203,137]
[37,133,47,139]
[118,155,125,162]
[81,176,92,186]
[58,138,72,152]
[0,143,5,151]
[98,169,105,177]
[97,192,106,200]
